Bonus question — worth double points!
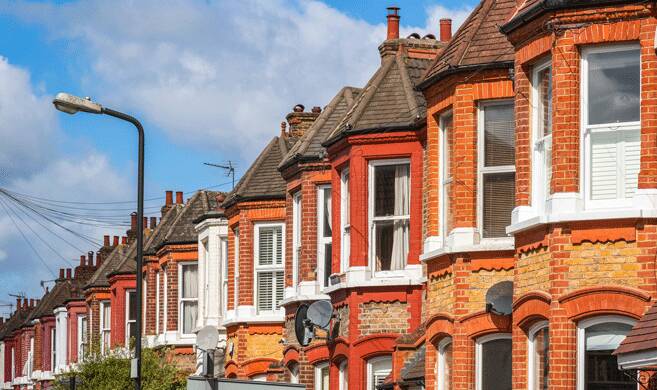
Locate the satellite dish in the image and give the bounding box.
[197,325,220,351]
[294,303,314,347]
[485,281,513,316]
[307,300,333,330]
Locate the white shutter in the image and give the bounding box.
[259,228,274,265]
[544,136,552,199]
[257,272,273,312]
[590,132,619,200]
[275,271,284,308]
[275,227,283,265]
[623,130,640,198]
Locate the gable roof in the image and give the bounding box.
[143,203,184,256]
[0,307,34,340]
[324,39,441,146]
[85,242,131,289]
[222,135,298,209]
[28,281,72,321]
[419,0,517,89]
[279,87,361,170]
[156,190,219,248]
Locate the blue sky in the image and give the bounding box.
[0,0,477,312]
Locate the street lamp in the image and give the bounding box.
[53,92,145,390]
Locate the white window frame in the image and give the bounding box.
[10,347,14,381]
[202,238,210,319]
[366,355,392,390]
[50,327,56,371]
[163,267,168,333]
[440,111,453,243]
[531,59,553,214]
[125,289,136,346]
[77,315,87,362]
[234,228,240,311]
[289,362,300,384]
[99,300,111,354]
[437,337,452,390]
[368,158,411,276]
[178,262,199,336]
[142,277,147,333]
[477,100,516,240]
[253,222,285,314]
[155,270,160,334]
[27,336,34,377]
[292,191,301,291]
[475,333,512,390]
[581,43,641,209]
[340,168,350,272]
[576,315,636,390]
[317,185,332,288]
[527,321,549,390]
[314,361,330,390]
[339,360,348,390]
[220,237,229,317]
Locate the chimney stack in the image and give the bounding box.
[440,18,452,42]
[386,7,400,40]
[66,268,72,279]
[0,318,4,326]
[130,212,138,231]
[23,298,28,309]
[87,251,94,266]
[29,299,34,308]
[96,251,103,268]
[143,217,148,231]
[150,217,157,229]
[113,236,120,246]
[16,298,21,310]
[176,191,184,205]
[59,268,65,280]
[104,235,110,247]
[122,236,128,245]
[80,255,86,267]
[285,104,320,138]
[162,191,174,215]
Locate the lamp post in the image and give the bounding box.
[53,93,145,390]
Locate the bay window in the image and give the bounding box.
[315,362,330,390]
[367,356,392,390]
[478,101,515,238]
[234,228,240,310]
[254,223,284,313]
[339,361,348,390]
[437,337,452,390]
[221,237,229,317]
[475,334,512,390]
[77,315,87,361]
[99,300,111,353]
[179,263,198,335]
[292,192,301,291]
[50,327,56,371]
[163,266,168,332]
[318,185,332,287]
[577,316,634,390]
[125,290,137,346]
[441,112,454,241]
[532,60,552,212]
[528,322,549,390]
[582,45,640,207]
[155,270,160,334]
[369,159,410,273]
[340,168,350,272]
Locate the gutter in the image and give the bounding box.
[221,193,286,210]
[417,61,514,91]
[321,120,425,148]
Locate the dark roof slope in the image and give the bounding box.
[144,204,184,256]
[279,87,361,170]
[29,281,72,320]
[420,0,516,89]
[222,136,297,208]
[0,307,34,340]
[324,39,441,145]
[400,345,426,382]
[85,243,130,288]
[157,191,219,247]
[615,302,657,356]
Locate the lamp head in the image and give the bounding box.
[52,92,102,115]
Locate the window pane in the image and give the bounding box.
[182,301,197,334]
[258,226,282,266]
[484,103,515,167]
[323,187,332,237]
[440,343,452,390]
[584,322,633,390]
[588,48,640,125]
[257,272,273,311]
[323,243,332,287]
[537,66,552,137]
[481,338,512,390]
[128,322,137,343]
[374,219,408,271]
[128,291,137,321]
[483,172,515,238]
[374,164,409,217]
[102,303,111,328]
[275,271,284,308]
[532,328,549,390]
[182,264,198,299]
[442,114,454,237]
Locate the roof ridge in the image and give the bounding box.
[224,137,278,206]
[455,0,495,67]
[396,53,422,120]
[277,135,289,159]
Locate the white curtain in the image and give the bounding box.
[390,165,409,270]
[183,265,198,299]
[183,302,198,334]
[326,189,332,231]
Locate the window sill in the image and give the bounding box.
[221,307,285,327]
[420,237,515,263]
[323,265,423,294]
[280,293,331,307]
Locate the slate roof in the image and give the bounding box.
[222,136,298,209]
[28,281,72,321]
[143,203,184,256]
[156,191,219,247]
[400,345,426,382]
[85,242,131,288]
[279,87,361,170]
[0,307,34,340]
[419,0,517,89]
[615,302,657,356]
[324,39,441,145]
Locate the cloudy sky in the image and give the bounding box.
[0,0,476,314]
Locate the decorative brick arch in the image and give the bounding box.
[513,291,551,328]
[558,286,651,321]
[242,358,280,378]
[426,313,455,345]
[224,360,238,378]
[329,337,350,362]
[460,311,512,338]
[353,334,397,360]
[305,343,330,365]
[283,346,300,368]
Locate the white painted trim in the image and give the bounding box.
[339,360,348,390]
[437,337,453,390]
[576,315,636,390]
[440,110,453,247]
[531,58,552,216]
[527,321,549,390]
[178,262,199,336]
[340,167,350,273]
[292,191,301,293]
[314,361,329,390]
[253,222,286,314]
[366,355,392,390]
[317,184,333,289]
[125,289,136,347]
[475,333,512,390]
[99,300,111,354]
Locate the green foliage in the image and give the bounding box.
[54,348,187,390]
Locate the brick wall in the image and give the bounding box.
[358,301,410,336]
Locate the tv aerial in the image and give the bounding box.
[485,281,513,316]
[203,161,236,189]
[294,300,335,347]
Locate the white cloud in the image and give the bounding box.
[6,0,472,162]
[424,4,474,38]
[0,249,6,262]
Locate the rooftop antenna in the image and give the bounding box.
[40,279,57,292]
[8,292,26,300]
[203,161,236,189]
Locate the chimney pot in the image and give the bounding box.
[143,217,148,230]
[176,191,184,204]
[311,106,322,113]
[293,104,304,113]
[96,251,103,268]
[66,269,72,279]
[113,236,119,246]
[23,298,28,309]
[16,298,21,310]
[103,235,110,247]
[386,6,400,40]
[280,121,287,136]
[122,236,128,245]
[29,299,34,308]
[59,268,65,279]
[150,217,157,229]
[130,212,138,230]
[80,255,86,266]
[440,18,452,42]
[165,191,173,206]
[87,251,94,266]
